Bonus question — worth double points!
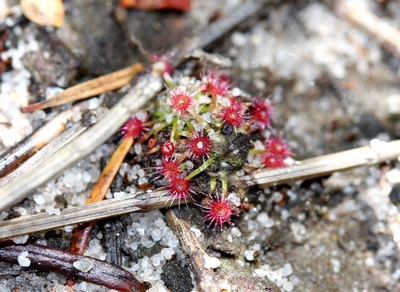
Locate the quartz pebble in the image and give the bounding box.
[17,252,30,267]
[12,235,29,244]
[73,259,93,273]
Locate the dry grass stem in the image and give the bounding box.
[0,123,86,187]
[21,63,144,112]
[336,0,400,57]
[243,139,400,187]
[0,190,182,240]
[0,101,89,178]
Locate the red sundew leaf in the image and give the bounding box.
[263,153,287,168]
[0,242,148,292]
[250,98,273,130]
[160,140,175,156]
[158,157,181,179]
[187,132,212,159]
[167,88,193,116]
[203,196,237,229]
[120,116,148,139]
[200,71,230,97]
[264,136,293,158]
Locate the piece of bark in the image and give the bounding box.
[167,209,219,292]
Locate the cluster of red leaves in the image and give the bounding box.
[263,136,293,168]
[161,71,294,227]
[200,71,230,97]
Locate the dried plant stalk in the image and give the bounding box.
[0,123,85,187]
[242,139,400,187]
[167,210,219,292]
[336,0,400,57]
[0,101,89,178]
[21,63,144,112]
[0,190,183,240]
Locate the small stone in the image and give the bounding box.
[204,254,221,269]
[137,169,145,178]
[281,263,293,277]
[227,192,241,207]
[54,208,61,216]
[330,258,341,274]
[77,282,87,290]
[32,194,46,205]
[282,281,294,292]
[231,31,247,47]
[151,228,162,242]
[256,212,275,228]
[17,252,30,267]
[12,235,29,244]
[190,227,203,238]
[113,191,126,199]
[73,259,94,273]
[290,222,307,243]
[161,247,175,260]
[244,250,255,261]
[154,218,166,229]
[64,225,74,232]
[134,143,142,155]
[150,254,164,267]
[88,97,100,110]
[254,267,268,278]
[138,177,148,185]
[231,227,242,237]
[45,205,55,215]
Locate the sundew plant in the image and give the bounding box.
[121,69,294,229]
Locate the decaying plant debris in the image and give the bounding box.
[2,0,400,291]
